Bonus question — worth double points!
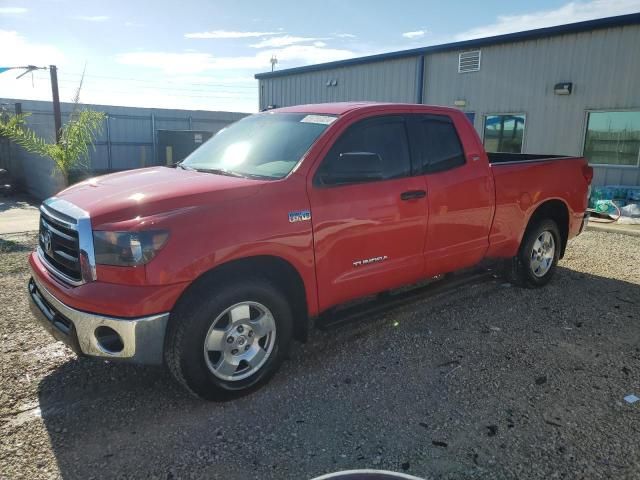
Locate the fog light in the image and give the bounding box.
[95,326,124,354]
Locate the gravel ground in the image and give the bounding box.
[1,230,639,480]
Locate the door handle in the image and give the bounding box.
[400,190,427,200]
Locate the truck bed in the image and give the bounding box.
[488,152,572,164]
[486,153,589,259]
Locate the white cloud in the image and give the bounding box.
[0,31,70,109]
[0,7,28,14]
[270,44,354,65]
[455,0,640,40]
[184,30,279,39]
[250,35,327,48]
[313,41,327,47]
[0,30,65,66]
[116,52,217,74]
[402,30,426,39]
[335,33,356,38]
[74,15,110,22]
[116,44,356,74]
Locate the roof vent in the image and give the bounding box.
[458,50,481,73]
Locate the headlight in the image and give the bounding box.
[93,230,169,266]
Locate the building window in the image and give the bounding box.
[584,111,640,166]
[483,114,526,153]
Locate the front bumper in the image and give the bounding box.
[28,273,169,365]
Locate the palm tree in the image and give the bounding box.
[0,73,105,186]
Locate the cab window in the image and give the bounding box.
[412,115,466,174]
[315,116,411,186]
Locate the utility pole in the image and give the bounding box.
[3,65,61,142]
[49,65,62,143]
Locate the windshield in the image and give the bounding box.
[181,112,336,179]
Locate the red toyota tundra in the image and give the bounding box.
[28,102,592,399]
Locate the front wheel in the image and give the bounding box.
[515,219,561,288]
[164,278,293,400]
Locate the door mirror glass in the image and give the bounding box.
[320,152,383,185]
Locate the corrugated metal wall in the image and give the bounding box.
[423,24,640,186]
[0,98,246,199]
[258,24,640,186]
[259,57,419,110]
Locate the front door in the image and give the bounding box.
[308,115,428,311]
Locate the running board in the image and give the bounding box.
[315,267,496,331]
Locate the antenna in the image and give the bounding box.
[270,55,278,72]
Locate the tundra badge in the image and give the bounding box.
[353,255,388,267]
[288,210,311,223]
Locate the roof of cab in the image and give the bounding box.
[270,102,379,115]
[269,102,461,116]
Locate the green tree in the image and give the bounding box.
[0,108,105,186]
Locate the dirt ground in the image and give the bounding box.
[0,230,639,480]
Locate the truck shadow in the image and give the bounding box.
[36,266,640,479]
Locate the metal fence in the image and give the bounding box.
[0,98,248,199]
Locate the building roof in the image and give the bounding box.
[255,12,640,80]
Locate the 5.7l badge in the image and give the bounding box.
[288,210,311,223]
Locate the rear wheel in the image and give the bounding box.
[165,278,293,400]
[515,219,561,288]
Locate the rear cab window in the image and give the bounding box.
[409,114,466,174]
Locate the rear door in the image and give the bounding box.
[308,115,428,311]
[408,114,494,276]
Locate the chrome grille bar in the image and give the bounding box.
[38,197,96,286]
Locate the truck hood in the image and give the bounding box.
[56,166,266,228]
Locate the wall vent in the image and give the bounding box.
[458,50,481,73]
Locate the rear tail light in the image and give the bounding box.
[582,165,594,185]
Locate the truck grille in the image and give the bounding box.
[39,204,82,284]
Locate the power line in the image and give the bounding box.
[34,82,255,101]
[48,76,252,96]
[58,71,257,89]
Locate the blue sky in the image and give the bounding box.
[1,0,639,112]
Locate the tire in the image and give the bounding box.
[164,277,293,400]
[515,219,561,288]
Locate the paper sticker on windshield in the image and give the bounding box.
[300,115,337,125]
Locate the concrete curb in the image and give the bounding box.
[586,223,640,238]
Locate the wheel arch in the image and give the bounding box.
[524,199,570,258]
[173,255,310,343]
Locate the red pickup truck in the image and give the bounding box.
[28,102,592,399]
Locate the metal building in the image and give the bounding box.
[255,13,640,187]
[0,98,246,199]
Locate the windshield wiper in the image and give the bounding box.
[181,165,274,180]
[240,172,276,180]
[194,168,248,178]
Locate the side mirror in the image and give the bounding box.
[321,152,383,185]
